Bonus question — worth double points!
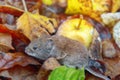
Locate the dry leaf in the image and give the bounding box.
[0,65,39,80]
[104,53,120,79]
[0,24,30,52]
[0,33,14,52]
[101,12,120,27]
[113,21,120,48]
[0,52,40,71]
[0,5,24,17]
[41,57,60,70]
[8,66,38,80]
[111,0,120,12]
[65,0,111,22]
[37,58,60,80]
[17,12,58,41]
[0,70,12,80]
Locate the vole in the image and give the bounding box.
[25,35,110,80]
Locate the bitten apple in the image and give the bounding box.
[57,18,94,47]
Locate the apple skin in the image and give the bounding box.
[57,18,94,47]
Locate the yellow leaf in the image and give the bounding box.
[42,0,53,6]
[111,0,120,12]
[65,0,111,22]
[17,12,58,41]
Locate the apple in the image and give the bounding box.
[57,18,94,47]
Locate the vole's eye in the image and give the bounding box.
[33,46,37,50]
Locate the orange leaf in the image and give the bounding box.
[0,5,24,17]
[0,24,30,52]
[0,33,14,52]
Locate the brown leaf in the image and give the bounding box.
[0,33,14,52]
[41,57,60,70]
[85,72,104,80]
[0,65,39,80]
[0,24,30,52]
[37,58,60,80]
[8,66,39,80]
[0,5,24,17]
[104,51,120,78]
[0,52,40,71]
[17,12,58,41]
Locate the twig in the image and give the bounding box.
[22,0,28,12]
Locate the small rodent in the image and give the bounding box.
[25,35,110,80]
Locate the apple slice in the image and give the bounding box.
[57,18,94,47]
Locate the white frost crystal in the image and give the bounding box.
[113,21,120,48]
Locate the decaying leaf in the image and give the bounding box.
[0,65,39,80]
[102,40,116,58]
[17,12,58,41]
[8,66,38,80]
[65,0,111,22]
[113,21,120,48]
[0,33,14,52]
[0,52,40,71]
[111,0,120,12]
[0,70,12,80]
[85,72,103,80]
[37,58,60,80]
[41,57,60,70]
[101,12,120,27]
[104,51,120,79]
[0,24,30,52]
[0,5,24,17]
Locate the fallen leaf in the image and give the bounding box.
[101,12,120,27]
[0,70,12,80]
[104,54,120,79]
[65,0,111,22]
[0,65,39,80]
[113,21,120,48]
[8,66,39,80]
[85,72,104,80]
[111,0,120,12]
[0,18,2,24]
[0,5,24,17]
[17,12,58,41]
[0,24,30,52]
[37,58,60,80]
[0,52,40,71]
[0,33,14,52]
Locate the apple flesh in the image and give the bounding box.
[57,18,94,47]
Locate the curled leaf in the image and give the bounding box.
[0,52,40,71]
[37,58,60,80]
[101,12,120,27]
[17,12,58,41]
[113,21,120,48]
[0,65,39,80]
[0,33,14,52]
[0,24,30,52]
[0,5,24,17]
